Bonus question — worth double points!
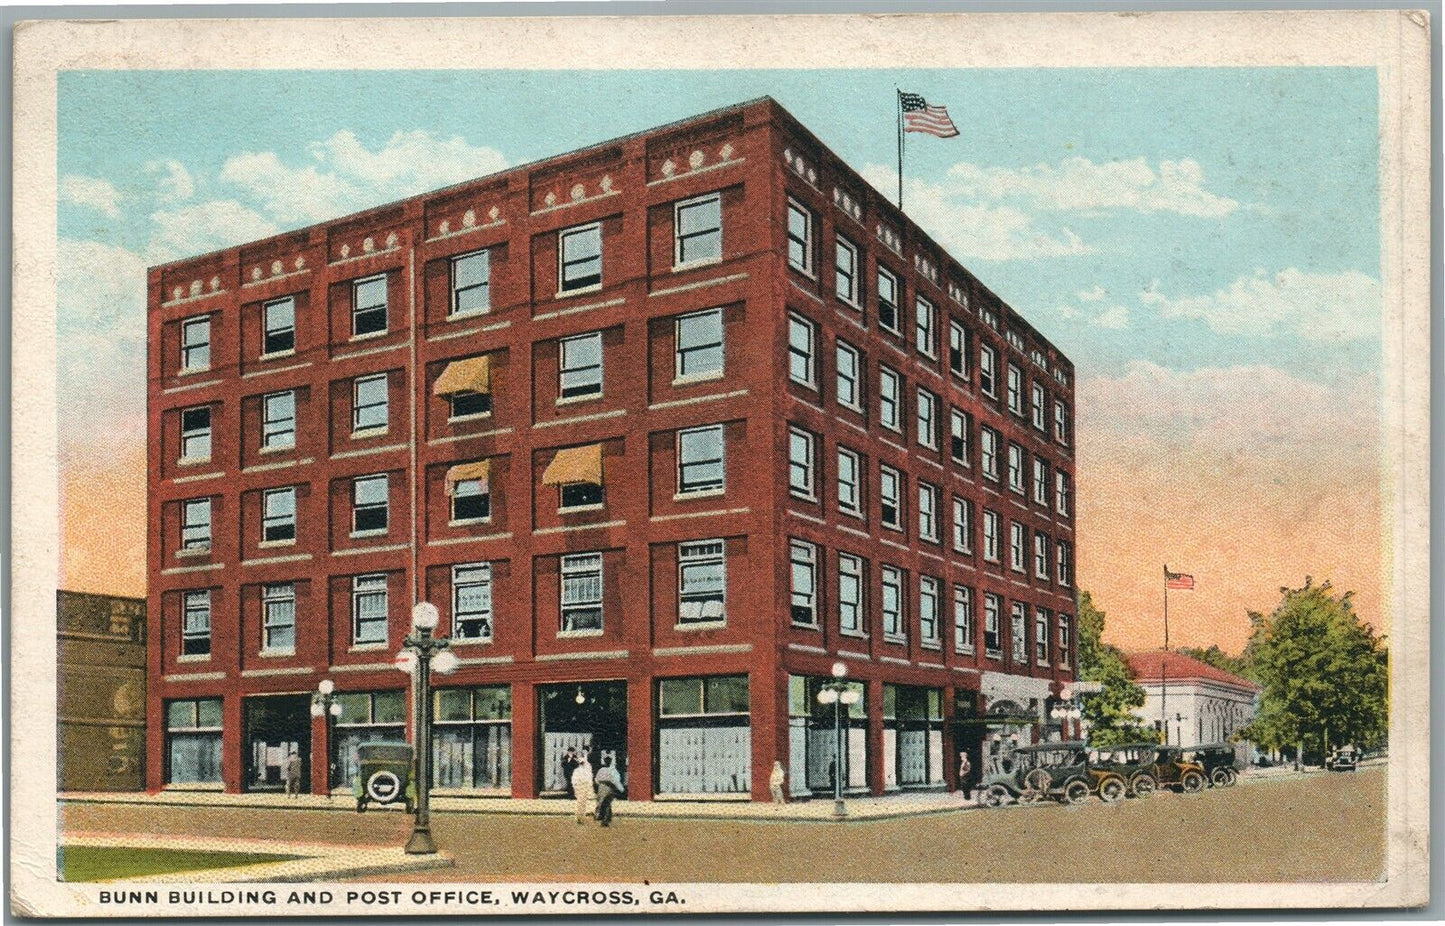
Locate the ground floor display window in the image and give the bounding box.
[333,690,406,789]
[432,684,512,790]
[787,674,868,796]
[883,684,944,788]
[656,674,751,795]
[165,697,222,784]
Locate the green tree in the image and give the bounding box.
[1076,590,1151,746]
[1177,644,1255,682]
[1241,578,1387,760]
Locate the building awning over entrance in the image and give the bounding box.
[433,355,491,396]
[542,444,603,486]
[445,459,490,495]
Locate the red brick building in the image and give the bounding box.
[146,98,1077,801]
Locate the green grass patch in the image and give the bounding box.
[60,845,305,882]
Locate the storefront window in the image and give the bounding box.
[432,684,512,790]
[656,675,752,795]
[166,697,223,784]
[333,690,406,789]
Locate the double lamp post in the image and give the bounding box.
[396,602,458,855]
[816,661,861,819]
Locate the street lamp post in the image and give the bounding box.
[1173,712,1185,747]
[816,661,861,820]
[310,679,342,799]
[401,602,459,855]
[1049,698,1082,741]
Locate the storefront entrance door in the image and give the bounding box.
[243,694,310,793]
[537,681,628,795]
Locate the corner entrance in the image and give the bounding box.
[537,681,628,795]
[243,694,310,793]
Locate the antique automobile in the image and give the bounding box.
[1325,745,1359,772]
[1149,745,1207,793]
[1184,743,1244,786]
[354,741,416,813]
[1087,742,1164,798]
[977,742,1094,807]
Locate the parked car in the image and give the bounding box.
[354,741,416,813]
[1325,745,1359,772]
[1149,745,1208,793]
[1087,743,1164,798]
[1183,743,1243,787]
[977,742,1094,807]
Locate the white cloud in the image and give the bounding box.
[147,159,196,202]
[1140,268,1381,342]
[59,174,122,218]
[1091,305,1130,329]
[221,129,508,223]
[148,200,278,263]
[1076,285,1108,302]
[948,157,1240,218]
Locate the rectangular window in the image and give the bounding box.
[916,388,937,448]
[950,408,970,465]
[1035,531,1051,579]
[182,590,211,656]
[1033,458,1049,505]
[352,374,389,432]
[165,697,223,783]
[262,391,295,449]
[1058,614,1073,668]
[452,563,494,641]
[1057,541,1073,587]
[352,474,389,534]
[918,482,939,542]
[953,585,974,653]
[352,275,388,336]
[560,553,603,632]
[262,582,296,654]
[678,539,726,624]
[1054,400,1070,445]
[560,481,602,510]
[1035,608,1051,664]
[262,487,296,543]
[181,498,211,551]
[1031,382,1047,431]
[1010,522,1026,573]
[263,297,295,355]
[1007,364,1024,416]
[787,314,816,386]
[979,345,998,397]
[180,406,211,461]
[980,426,999,480]
[881,566,905,639]
[352,573,389,645]
[451,477,491,523]
[675,308,724,380]
[952,497,973,554]
[919,576,940,645]
[835,341,861,410]
[879,365,901,431]
[877,267,900,332]
[788,428,816,498]
[677,424,725,494]
[1007,443,1025,494]
[559,223,602,292]
[948,320,968,378]
[451,250,491,316]
[836,447,861,515]
[450,389,492,420]
[838,553,863,634]
[1055,470,1071,517]
[675,193,722,267]
[880,465,902,530]
[181,316,210,372]
[1011,602,1027,663]
[915,297,936,357]
[982,509,1001,562]
[983,593,1002,656]
[790,540,817,626]
[786,200,813,274]
[559,332,603,399]
[835,236,859,306]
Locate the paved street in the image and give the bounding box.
[62,767,1384,884]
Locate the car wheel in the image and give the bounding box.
[1130,774,1157,798]
[356,799,366,813]
[1099,777,1126,803]
[1062,780,1090,805]
[1181,770,1205,793]
[1222,768,1238,787]
[980,784,1010,808]
[1210,768,1231,788]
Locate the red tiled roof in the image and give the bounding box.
[1126,650,1260,692]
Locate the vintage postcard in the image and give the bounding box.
[10,8,1432,916]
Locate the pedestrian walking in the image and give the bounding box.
[561,746,579,797]
[571,756,595,824]
[284,749,303,798]
[957,750,973,801]
[594,757,623,826]
[769,760,787,805]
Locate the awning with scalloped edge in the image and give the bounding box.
[433,355,491,396]
[541,444,603,487]
[445,460,490,496]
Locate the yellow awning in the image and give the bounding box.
[433,355,491,397]
[445,459,491,495]
[541,443,603,487]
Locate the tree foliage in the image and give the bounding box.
[1240,577,1388,756]
[1076,590,1152,746]
[1176,644,1256,682]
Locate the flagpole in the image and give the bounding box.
[1161,564,1169,743]
[896,89,904,210]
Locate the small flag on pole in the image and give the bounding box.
[899,91,960,138]
[1165,569,1195,590]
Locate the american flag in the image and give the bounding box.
[1165,569,1195,590]
[899,92,960,138]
